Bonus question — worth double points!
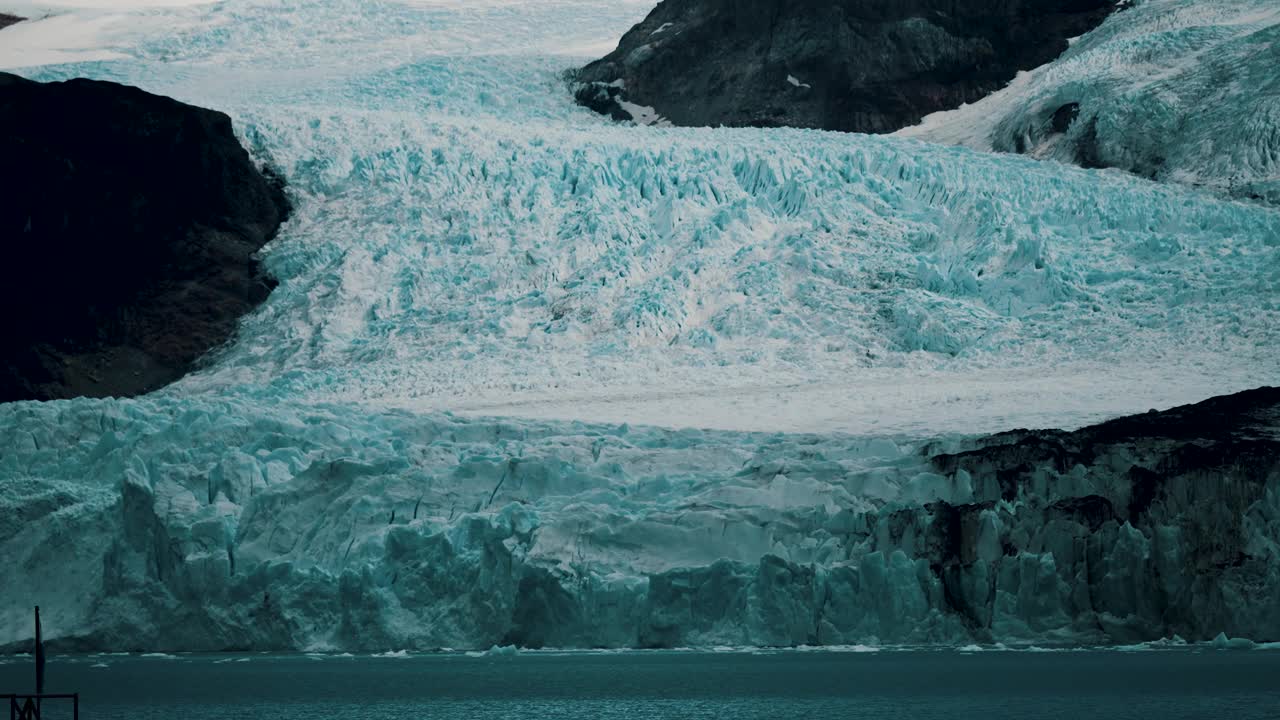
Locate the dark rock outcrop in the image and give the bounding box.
[0,73,289,402]
[574,0,1115,133]
[0,13,22,31]
[931,387,1280,505]
[917,386,1280,642]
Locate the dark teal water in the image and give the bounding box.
[3,649,1278,719]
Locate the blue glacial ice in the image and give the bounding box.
[1,0,1279,650]
[5,391,1280,651]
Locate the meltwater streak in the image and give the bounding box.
[2,1,1280,651]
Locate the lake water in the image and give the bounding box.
[2,649,1278,719]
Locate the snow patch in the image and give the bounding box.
[616,98,670,126]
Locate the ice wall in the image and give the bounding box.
[3,390,1277,651]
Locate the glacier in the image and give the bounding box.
[1,0,1279,651]
[899,0,1280,205]
[4,389,1278,651]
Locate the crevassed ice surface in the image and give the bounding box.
[2,0,1279,650]
[899,0,1280,205]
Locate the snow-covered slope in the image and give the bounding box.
[899,0,1280,204]
[1,0,1279,650]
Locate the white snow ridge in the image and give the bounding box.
[2,0,1279,652]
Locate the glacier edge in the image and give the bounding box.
[3,389,1277,652]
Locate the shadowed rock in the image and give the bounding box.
[0,73,289,402]
[573,0,1115,133]
[922,387,1280,640]
[0,14,22,31]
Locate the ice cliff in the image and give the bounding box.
[0,0,1278,651]
[2,389,1277,651]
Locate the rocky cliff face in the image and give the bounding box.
[0,73,289,402]
[2,388,1275,651]
[913,387,1280,643]
[573,0,1116,133]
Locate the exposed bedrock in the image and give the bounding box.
[0,73,289,402]
[2,388,1277,651]
[0,13,22,31]
[573,0,1115,132]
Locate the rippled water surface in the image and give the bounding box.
[3,650,1279,719]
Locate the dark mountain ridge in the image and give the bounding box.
[574,0,1116,133]
[0,73,289,402]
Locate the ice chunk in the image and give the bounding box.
[1210,633,1257,650]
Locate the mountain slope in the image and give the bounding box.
[573,0,1115,133]
[899,0,1280,204]
[0,73,289,402]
